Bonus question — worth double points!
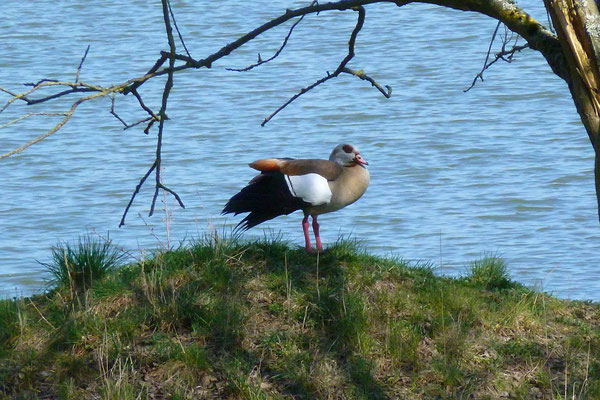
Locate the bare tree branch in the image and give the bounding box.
[146,0,185,221]
[7,80,103,106]
[227,1,318,72]
[0,79,125,160]
[262,5,368,125]
[120,0,186,227]
[466,21,502,91]
[0,91,108,159]
[110,95,153,130]
[335,5,365,74]
[465,21,529,92]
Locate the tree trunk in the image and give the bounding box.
[543,0,600,219]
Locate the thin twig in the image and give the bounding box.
[130,88,160,121]
[0,86,19,97]
[76,45,91,83]
[0,91,107,160]
[1,83,70,112]
[125,117,154,130]
[24,87,98,105]
[341,67,392,98]
[158,183,185,209]
[110,95,130,127]
[18,80,103,105]
[166,0,192,59]
[465,21,501,92]
[0,87,30,113]
[110,93,155,130]
[0,112,69,129]
[144,119,157,135]
[262,5,366,125]
[262,73,337,126]
[24,78,59,87]
[464,44,528,93]
[227,1,318,72]
[119,161,157,227]
[465,21,529,92]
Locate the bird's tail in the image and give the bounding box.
[222,172,307,231]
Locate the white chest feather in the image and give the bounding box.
[285,173,332,206]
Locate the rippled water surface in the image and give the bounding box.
[2,1,599,300]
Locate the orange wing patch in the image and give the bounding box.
[249,158,284,172]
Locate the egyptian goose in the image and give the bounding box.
[223,144,369,252]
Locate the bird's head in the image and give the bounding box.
[330,144,368,168]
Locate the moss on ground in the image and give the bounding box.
[1,237,599,399]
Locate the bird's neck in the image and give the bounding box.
[330,164,370,206]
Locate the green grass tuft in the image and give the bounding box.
[40,235,126,292]
[467,255,514,291]
[0,300,20,349]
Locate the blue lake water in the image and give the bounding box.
[1,1,599,301]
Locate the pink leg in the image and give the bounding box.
[312,215,323,252]
[302,214,314,252]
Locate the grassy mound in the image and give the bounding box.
[1,236,599,399]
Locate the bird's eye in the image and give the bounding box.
[342,144,353,153]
